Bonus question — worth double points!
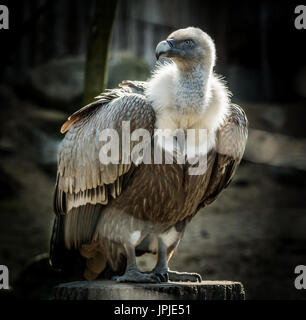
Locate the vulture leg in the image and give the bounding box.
[152,238,169,282]
[153,238,202,283]
[112,244,160,283]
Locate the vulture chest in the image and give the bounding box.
[109,151,216,229]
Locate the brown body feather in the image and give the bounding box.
[50,80,248,279]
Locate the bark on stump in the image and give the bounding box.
[53,280,245,300]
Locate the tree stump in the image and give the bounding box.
[53,280,245,300]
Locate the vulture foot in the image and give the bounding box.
[112,270,161,283]
[153,269,169,283]
[167,270,202,282]
[152,268,202,283]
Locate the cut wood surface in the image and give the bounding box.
[54,280,245,300]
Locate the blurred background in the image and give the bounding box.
[0,0,305,299]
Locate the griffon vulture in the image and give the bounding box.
[50,27,248,283]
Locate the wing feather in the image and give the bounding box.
[198,104,248,208]
[54,91,155,216]
[51,89,155,259]
[60,81,148,134]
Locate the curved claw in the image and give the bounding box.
[155,271,169,283]
[196,274,202,282]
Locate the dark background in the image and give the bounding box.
[0,0,305,299]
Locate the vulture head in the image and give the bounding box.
[155,27,216,71]
[147,27,221,126]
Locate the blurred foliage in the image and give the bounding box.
[107,52,151,89]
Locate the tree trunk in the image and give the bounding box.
[83,0,118,105]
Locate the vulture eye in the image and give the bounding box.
[184,40,191,46]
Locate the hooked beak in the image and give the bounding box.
[155,39,175,60]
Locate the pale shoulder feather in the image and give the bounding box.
[197,103,248,208]
[217,103,248,159]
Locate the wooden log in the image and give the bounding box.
[53,280,245,300]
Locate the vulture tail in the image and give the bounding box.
[49,215,85,279]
